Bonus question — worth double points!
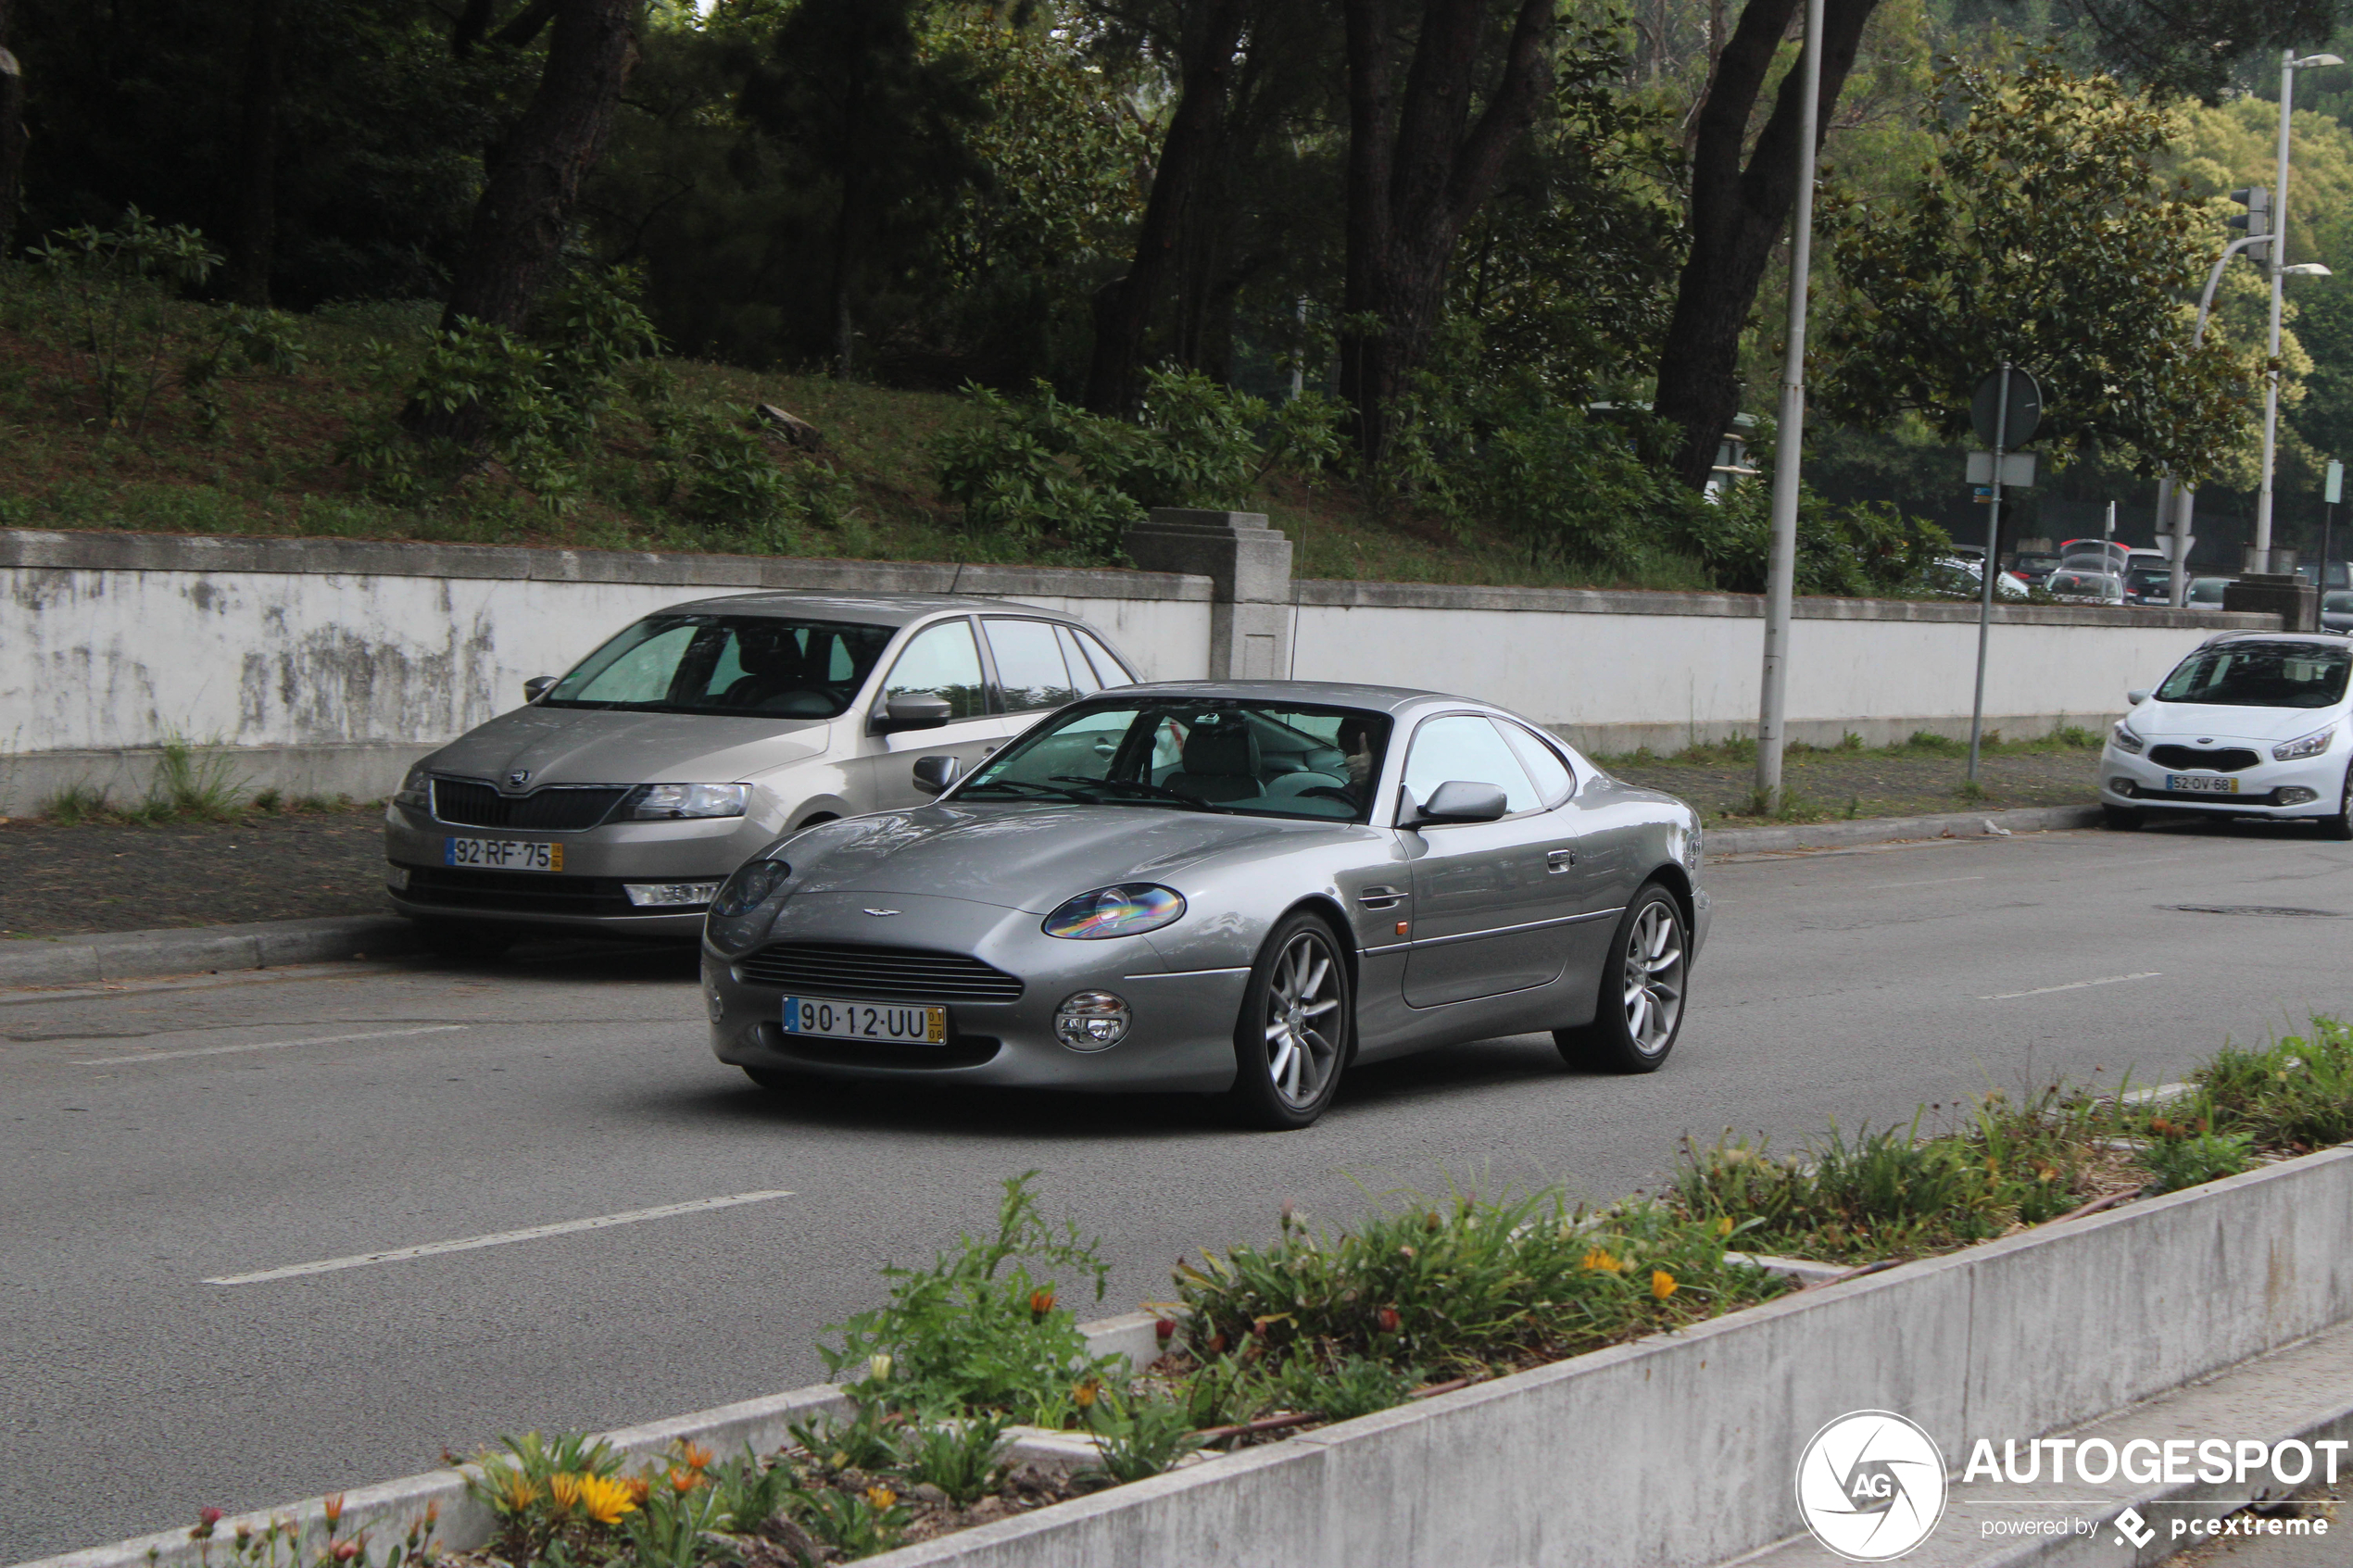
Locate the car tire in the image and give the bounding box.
[1554,884,1688,1075]
[1229,911,1353,1130]
[2102,805,2145,832]
[2322,766,2353,842]
[414,921,519,960]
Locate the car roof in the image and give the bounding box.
[655,589,1091,629]
[1094,679,1482,716]
[2196,629,2353,649]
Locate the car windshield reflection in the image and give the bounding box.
[540,614,896,718]
[958,699,1393,822]
[2156,641,2352,709]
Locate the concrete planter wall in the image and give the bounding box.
[23,1149,2352,1568]
[0,524,2270,813]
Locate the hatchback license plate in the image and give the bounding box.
[2165,774,2239,795]
[444,836,564,871]
[782,997,948,1045]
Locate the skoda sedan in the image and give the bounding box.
[2100,633,2353,836]
[700,682,1708,1128]
[384,591,1139,949]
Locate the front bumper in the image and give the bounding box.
[704,891,1249,1092]
[383,799,779,935]
[2098,743,2345,818]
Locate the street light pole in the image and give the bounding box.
[1752,0,1825,814]
[2254,50,2344,571]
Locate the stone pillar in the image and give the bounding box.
[2222,573,2318,631]
[1121,508,1295,679]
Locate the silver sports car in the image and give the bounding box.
[701,682,1708,1128]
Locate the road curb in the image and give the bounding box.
[1710,803,2105,855]
[0,915,418,989]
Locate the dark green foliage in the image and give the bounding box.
[1672,477,1953,597]
[1272,1354,1418,1424]
[896,1415,1011,1507]
[2138,1129,2257,1193]
[1080,1389,1202,1485]
[2173,1017,2353,1149]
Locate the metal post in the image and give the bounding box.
[1966,360,2011,784]
[1753,0,1825,813]
[2175,232,2270,610]
[2154,474,2178,605]
[2256,49,2296,568]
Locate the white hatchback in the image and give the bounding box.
[2099,632,2353,836]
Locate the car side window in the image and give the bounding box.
[1499,721,1574,805]
[1054,625,1105,696]
[1071,628,1134,687]
[1402,714,1539,815]
[883,620,988,720]
[985,619,1083,712]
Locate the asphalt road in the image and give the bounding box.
[5,820,2352,1564]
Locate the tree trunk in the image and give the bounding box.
[1082,0,1251,416]
[409,0,639,442]
[828,20,868,379]
[226,0,285,307]
[1338,0,1553,469]
[1651,0,1876,490]
[0,0,24,256]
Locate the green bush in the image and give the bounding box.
[2139,1129,2256,1193]
[2173,1018,2353,1149]
[1081,1387,1202,1484]
[1671,474,1950,596]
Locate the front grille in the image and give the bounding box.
[432,778,629,830]
[761,1024,1003,1071]
[2147,745,2261,773]
[399,865,637,918]
[735,943,1025,1003]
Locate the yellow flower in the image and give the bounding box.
[547,1474,583,1514]
[676,1442,712,1474]
[496,1472,538,1515]
[1714,1216,1734,1238]
[1652,1270,1678,1300]
[1581,1247,1623,1274]
[1073,1379,1100,1409]
[864,1486,897,1512]
[574,1475,638,1527]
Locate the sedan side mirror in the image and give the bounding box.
[912,755,962,795]
[875,692,953,733]
[523,675,557,703]
[1408,780,1510,826]
[2126,689,2150,706]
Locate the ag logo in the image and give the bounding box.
[1795,1411,1948,1562]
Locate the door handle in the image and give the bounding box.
[1546,848,1576,872]
[1357,884,1403,909]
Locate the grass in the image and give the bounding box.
[0,263,1714,592]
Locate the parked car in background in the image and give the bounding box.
[2101,632,2353,836]
[2123,563,2177,606]
[2323,590,2353,633]
[1928,557,2030,599]
[2057,539,2131,574]
[2046,569,2127,605]
[701,682,1709,1127]
[2008,551,2063,588]
[384,591,1140,951]
[2186,576,2235,608]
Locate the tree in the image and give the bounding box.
[226,0,285,305]
[1814,56,2249,487]
[0,0,23,253]
[1338,0,1554,466]
[2054,0,2341,102]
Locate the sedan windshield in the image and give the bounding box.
[957,699,1393,822]
[2156,642,2351,709]
[543,614,895,718]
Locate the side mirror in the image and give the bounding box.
[1408,780,1510,826]
[875,692,953,733]
[523,675,557,703]
[912,755,962,796]
[2126,689,2150,706]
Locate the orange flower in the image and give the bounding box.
[1375,1306,1403,1334]
[1028,1287,1057,1316]
[1652,1270,1678,1300]
[1073,1378,1100,1409]
[667,1467,700,1496]
[1581,1247,1623,1274]
[865,1486,897,1511]
[322,1496,345,1531]
[626,1476,652,1505]
[677,1441,712,1474]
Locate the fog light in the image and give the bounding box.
[624,880,724,908]
[704,985,725,1022]
[2108,778,2139,797]
[1054,990,1131,1051]
[2278,786,2320,806]
[384,863,411,892]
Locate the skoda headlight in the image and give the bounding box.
[710,858,791,917]
[2109,721,2146,756]
[1042,884,1186,939]
[2274,726,2337,762]
[625,783,749,820]
[395,762,432,808]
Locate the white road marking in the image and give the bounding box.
[1861,875,1987,890]
[75,1023,468,1065]
[206,1190,797,1285]
[1981,972,2162,1001]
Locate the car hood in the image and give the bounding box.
[424,706,831,785]
[785,802,1354,911]
[2130,701,2344,744]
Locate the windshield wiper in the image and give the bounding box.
[1051,776,1231,812]
[960,779,1100,804]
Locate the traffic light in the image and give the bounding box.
[2230,185,2272,260]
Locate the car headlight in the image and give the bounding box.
[2274,726,2337,762]
[395,763,431,808]
[2109,721,2146,756]
[1042,884,1186,939]
[710,858,791,918]
[624,783,749,820]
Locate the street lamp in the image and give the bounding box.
[2253,50,2345,573]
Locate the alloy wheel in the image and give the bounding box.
[1621,901,1686,1056]
[1262,930,1342,1109]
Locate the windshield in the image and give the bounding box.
[543,614,895,718]
[956,698,1393,822]
[2156,642,2351,709]
[2188,579,2229,604]
[2127,569,2171,593]
[2050,572,2116,596]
